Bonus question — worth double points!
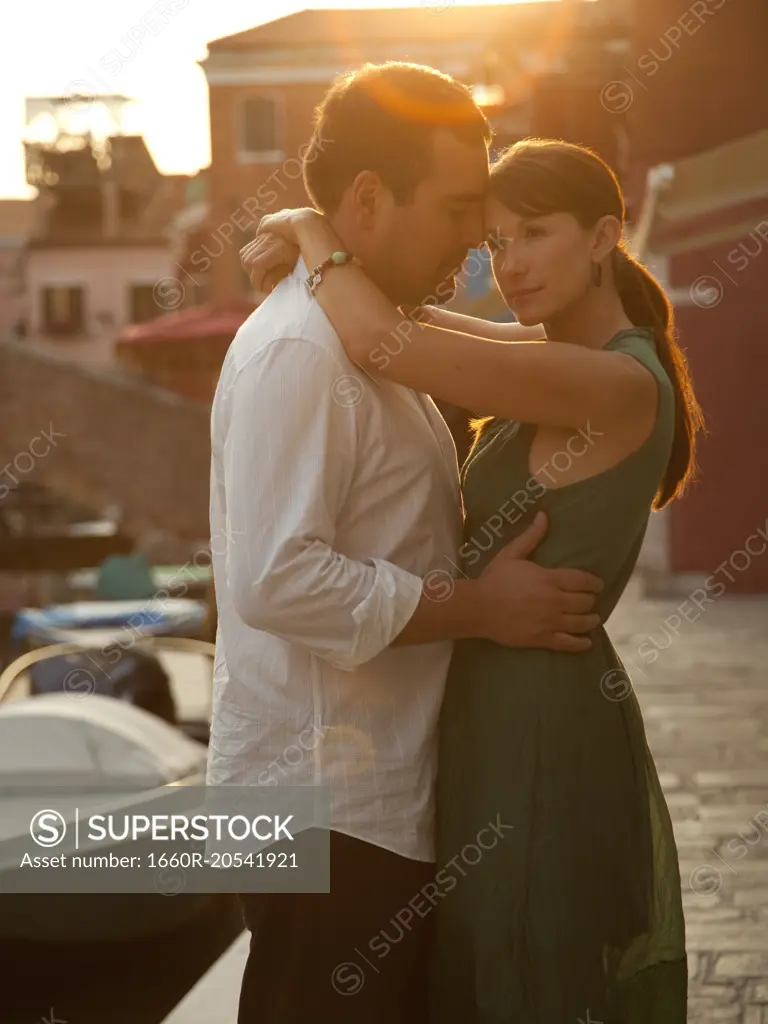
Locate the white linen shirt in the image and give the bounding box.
[206,257,463,862]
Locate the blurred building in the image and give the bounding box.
[167,167,211,310]
[0,199,38,340]
[22,95,191,365]
[629,0,768,592]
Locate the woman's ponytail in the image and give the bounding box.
[612,247,705,509]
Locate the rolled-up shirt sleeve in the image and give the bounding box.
[221,337,423,669]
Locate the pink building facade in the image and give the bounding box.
[24,243,177,365]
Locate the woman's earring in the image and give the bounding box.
[593,262,603,287]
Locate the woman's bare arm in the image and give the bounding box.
[290,211,655,432]
[413,304,546,343]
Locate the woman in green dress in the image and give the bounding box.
[244,139,701,1022]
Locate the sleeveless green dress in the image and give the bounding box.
[432,329,687,1023]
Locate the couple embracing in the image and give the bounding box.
[208,59,701,1024]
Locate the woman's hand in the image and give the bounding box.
[240,207,322,295]
[240,233,300,295]
[256,206,320,245]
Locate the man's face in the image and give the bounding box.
[367,129,489,307]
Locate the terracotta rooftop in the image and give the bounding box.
[117,299,256,346]
[207,2,617,52]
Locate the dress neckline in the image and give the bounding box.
[606,326,655,347]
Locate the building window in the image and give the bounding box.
[239,96,283,163]
[129,284,160,324]
[42,286,85,336]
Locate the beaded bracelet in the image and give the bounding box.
[306,251,361,296]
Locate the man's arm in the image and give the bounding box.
[222,337,443,669]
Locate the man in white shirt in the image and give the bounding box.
[208,62,602,1024]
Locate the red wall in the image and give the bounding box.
[628,0,768,589]
[629,0,768,172]
[669,244,768,591]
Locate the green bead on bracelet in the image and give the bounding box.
[307,251,361,295]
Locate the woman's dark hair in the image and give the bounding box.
[472,138,704,509]
[303,62,492,215]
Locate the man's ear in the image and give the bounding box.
[349,170,385,228]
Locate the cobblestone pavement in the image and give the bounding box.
[608,579,768,1024]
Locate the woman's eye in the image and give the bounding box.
[524,226,546,239]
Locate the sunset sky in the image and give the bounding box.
[0,0,559,199]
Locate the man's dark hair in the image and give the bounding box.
[303,62,493,215]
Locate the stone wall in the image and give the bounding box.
[0,339,211,543]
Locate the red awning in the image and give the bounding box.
[117,298,256,345]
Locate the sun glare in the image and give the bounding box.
[2,0,564,197]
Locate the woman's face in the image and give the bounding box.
[485,197,595,326]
